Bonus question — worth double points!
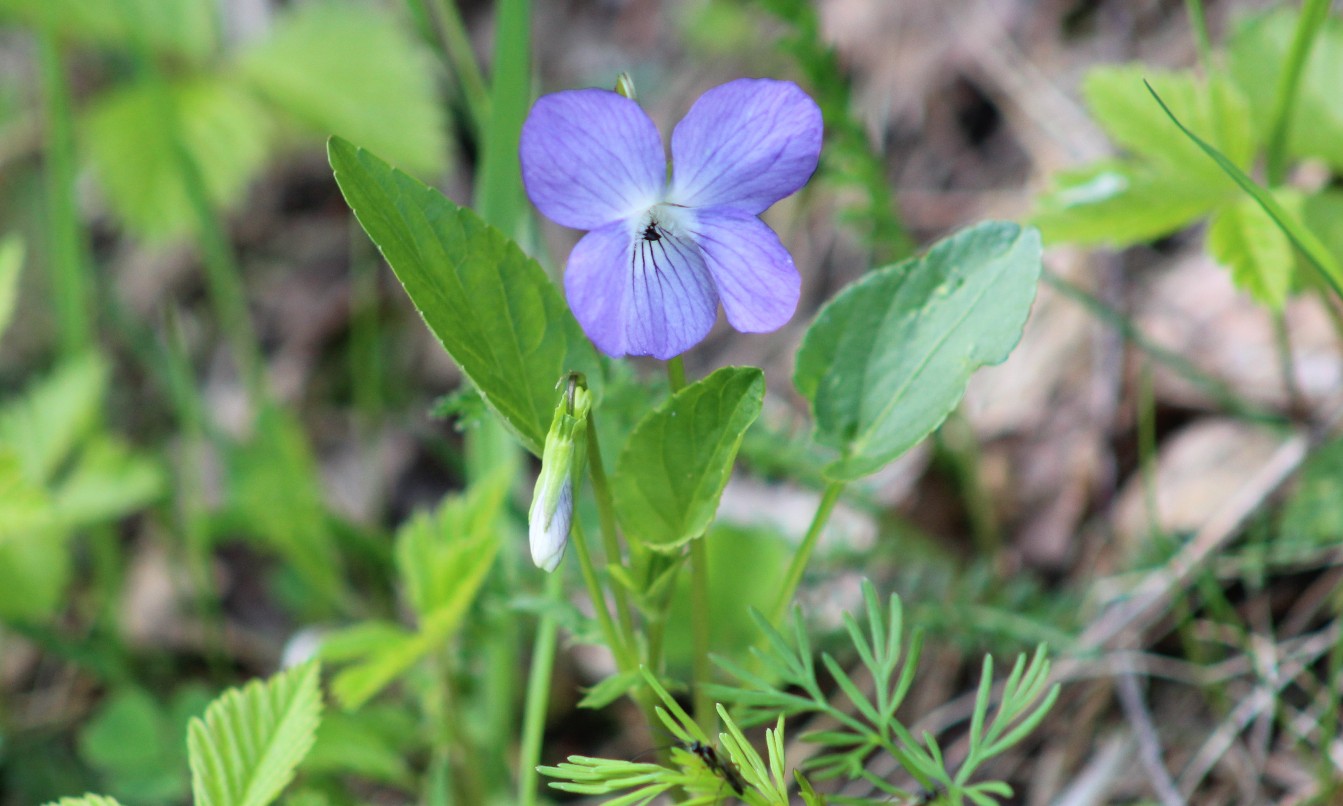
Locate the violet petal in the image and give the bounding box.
[689,207,800,333]
[668,78,822,215]
[564,218,718,359]
[520,89,666,230]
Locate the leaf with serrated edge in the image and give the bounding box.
[328,137,602,456]
[613,367,764,550]
[188,661,322,806]
[795,222,1041,480]
[1208,195,1298,309]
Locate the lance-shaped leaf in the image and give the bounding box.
[795,222,1042,480]
[188,661,322,806]
[614,367,764,550]
[328,137,602,456]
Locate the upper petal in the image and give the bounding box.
[686,207,800,333]
[668,78,822,215]
[521,89,667,230]
[564,216,718,360]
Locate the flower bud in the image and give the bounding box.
[528,376,591,572]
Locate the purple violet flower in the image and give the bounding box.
[520,78,823,359]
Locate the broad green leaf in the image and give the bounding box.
[0,235,22,343]
[328,137,603,455]
[0,352,107,484]
[52,437,163,528]
[1083,65,1255,176]
[41,796,125,806]
[0,449,51,541]
[1145,83,1343,299]
[395,467,508,618]
[188,661,323,806]
[613,367,764,550]
[0,0,214,62]
[1031,160,1230,246]
[238,2,446,177]
[1229,9,1343,171]
[227,405,342,606]
[0,525,69,621]
[83,75,272,242]
[1207,194,1299,309]
[795,222,1042,480]
[79,687,189,803]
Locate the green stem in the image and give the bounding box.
[1182,0,1214,72]
[38,27,94,356]
[570,519,661,736]
[571,519,634,670]
[584,415,638,650]
[423,0,491,130]
[117,0,266,402]
[770,480,845,624]
[1265,0,1333,186]
[1272,310,1305,416]
[667,355,687,392]
[689,537,713,733]
[1043,270,1281,423]
[519,571,562,806]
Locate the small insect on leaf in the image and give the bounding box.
[687,740,747,797]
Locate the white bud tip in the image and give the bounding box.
[529,477,572,573]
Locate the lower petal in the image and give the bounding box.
[564,219,719,359]
[686,208,800,333]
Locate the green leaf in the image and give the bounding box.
[1280,436,1343,550]
[322,622,426,711]
[83,75,273,242]
[395,467,508,619]
[301,707,414,786]
[0,352,107,484]
[325,471,508,710]
[613,367,764,550]
[1083,65,1254,175]
[0,234,22,343]
[237,2,446,177]
[79,687,189,803]
[188,661,323,806]
[0,522,69,621]
[1207,194,1299,309]
[1144,82,1343,300]
[328,137,603,456]
[1229,9,1343,171]
[41,796,125,806]
[795,222,1042,480]
[52,437,163,528]
[1031,160,1230,246]
[1303,191,1343,274]
[0,449,51,542]
[577,669,643,710]
[0,0,215,62]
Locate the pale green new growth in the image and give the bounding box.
[42,796,124,806]
[188,660,323,806]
